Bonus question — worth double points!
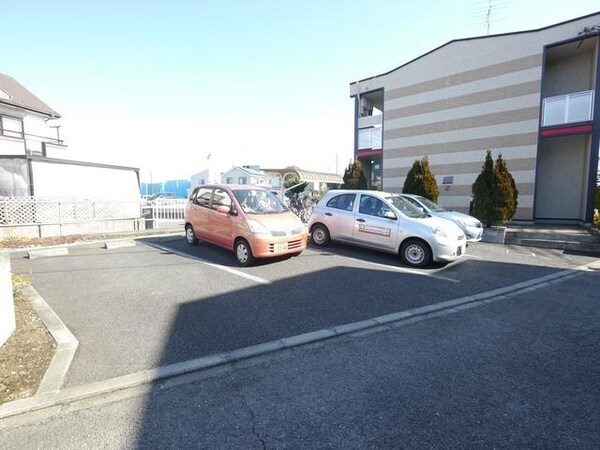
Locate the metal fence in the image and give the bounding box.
[146,199,187,221]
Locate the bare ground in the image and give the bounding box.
[0,292,56,404]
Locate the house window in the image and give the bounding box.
[238,177,247,184]
[226,177,233,184]
[0,115,24,139]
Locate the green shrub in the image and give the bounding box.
[402,156,439,202]
[471,151,519,227]
[342,159,367,189]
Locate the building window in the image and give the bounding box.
[0,115,24,139]
[238,177,247,184]
[226,177,233,184]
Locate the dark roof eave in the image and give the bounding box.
[0,99,61,118]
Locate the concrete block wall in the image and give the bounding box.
[0,253,16,347]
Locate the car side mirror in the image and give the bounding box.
[216,205,231,215]
[229,207,238,216]
[383,211,397,220]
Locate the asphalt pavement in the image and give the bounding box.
[1,236,599,448]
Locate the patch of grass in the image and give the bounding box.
[11,272,33,292]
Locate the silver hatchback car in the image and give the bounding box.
[308,190,467,267]
[400,194,483,242]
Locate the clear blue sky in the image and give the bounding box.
[3,1,599,181]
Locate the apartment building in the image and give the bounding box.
[350,12,600,225]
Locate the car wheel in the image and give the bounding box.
[400,239,431,268]
[185,225,197,246]
[311,224,330,246]
[235,239,255,267]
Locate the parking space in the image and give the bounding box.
[9,235,599,389]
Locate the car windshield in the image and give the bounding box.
[233,189,287,214]
[386,195,428,218]
[414,195,446,212]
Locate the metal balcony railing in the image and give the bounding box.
[541,90,594,127]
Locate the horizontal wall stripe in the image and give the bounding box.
[385,54,542,100]
[385,132,539,159]
[381,183,534,199]
[435,195,534,208]
[433,183,535,197]
[386,67,542,111]
[385,169,536,188]
[385,107,540,140]
[386,120,540,149]
[386,81,541,120]
[385,94,540,130]
[384,145,537,169]
[383,158,537,179]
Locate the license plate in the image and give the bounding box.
[274,242,288,252]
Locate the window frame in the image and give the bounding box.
[0,114,24,139]
[325,193,356,212]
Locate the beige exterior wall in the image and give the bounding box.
[351,13,600,221]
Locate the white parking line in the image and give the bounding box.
[144,242,271,285]
[322,252,461,283]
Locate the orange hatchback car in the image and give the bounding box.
[184,185,308,266]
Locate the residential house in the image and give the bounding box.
[190,167,222,187]
[0,73,140,200]
[221,165,271,187]
[350,12,600,225]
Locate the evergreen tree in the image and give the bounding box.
[402,156,439,202]
[471,150,519,227]
[284,174,308,195]
[471,151,496,227]
[342,159,367,189]
[493,153,518,222]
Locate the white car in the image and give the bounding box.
[308,190,466,267]
[401,194,483,242]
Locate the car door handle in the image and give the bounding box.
[325,212,333,216]
[356,218,365,222]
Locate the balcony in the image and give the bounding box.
[541,90,594,127]
[358,127,382,150]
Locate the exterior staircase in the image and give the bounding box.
[504,226,600,254]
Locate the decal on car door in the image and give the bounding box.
[358,223,391,237]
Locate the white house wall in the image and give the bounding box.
[31,161,140,201]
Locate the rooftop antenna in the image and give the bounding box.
[470,0,511,36]
[484,0,492,35]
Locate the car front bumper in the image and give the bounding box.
[432,239,467,262]
[248,234,308,258]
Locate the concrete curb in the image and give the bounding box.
[104,240,137,250]
[27,248,69,259]
[20,285,79,394]
[1,259,599,423]
[0,231,184,257]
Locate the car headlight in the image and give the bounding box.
[247,219,270,234]
[430,225,449,238]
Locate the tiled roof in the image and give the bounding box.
[0,73,60,117]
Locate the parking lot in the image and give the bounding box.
[9,234,599,390]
